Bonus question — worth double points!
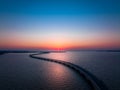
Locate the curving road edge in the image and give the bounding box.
[29,52,108,90]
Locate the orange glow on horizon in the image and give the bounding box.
[0,34,120,50]
[0,40,120,50]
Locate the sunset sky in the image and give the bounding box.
[0,0,120,50]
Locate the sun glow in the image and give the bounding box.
[44,41,67,50]
[0,30,120,50]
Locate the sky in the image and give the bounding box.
[0,0,120,50]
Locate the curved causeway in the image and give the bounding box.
[29,52,108,90]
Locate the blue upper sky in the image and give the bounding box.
[0,0,120,50]
[0,0,120,14]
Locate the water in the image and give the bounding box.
[40,51,120,90]
[0,53,91,90]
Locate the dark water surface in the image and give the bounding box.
[0,53,91,90]
[40,51,120,90]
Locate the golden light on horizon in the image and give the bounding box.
[0,31,120,50]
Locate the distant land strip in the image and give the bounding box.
[29,52,108,90]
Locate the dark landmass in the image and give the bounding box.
[0,49,120,55]
[0,49,120,54]
[0,52,5,55]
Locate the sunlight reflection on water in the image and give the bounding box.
[40,51,120,90]
[0,53,91,90]
[40,52,70,61]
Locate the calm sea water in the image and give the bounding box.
[0,53,91,90]
[40,51,120,90]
